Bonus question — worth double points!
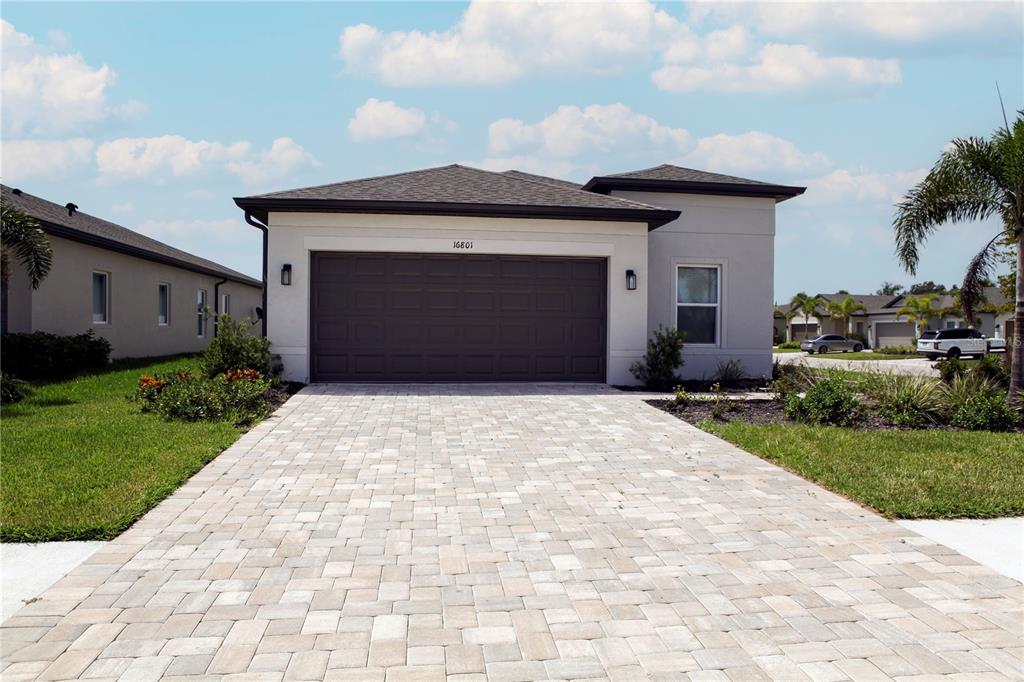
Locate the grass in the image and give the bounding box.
[1,356,244,542]
[772,347,802,353]
[700,420,1024,519]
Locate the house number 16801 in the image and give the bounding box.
[453,240,473,249]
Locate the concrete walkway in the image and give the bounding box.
[2,385,1020,681]
[1,543,106,623]
[774,352,940,377]
[898,518,1024,584]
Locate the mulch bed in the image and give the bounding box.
[647,398,897,430]
[265,381,305,413]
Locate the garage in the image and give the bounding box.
[310,251,607,382]
[874,322,914,348]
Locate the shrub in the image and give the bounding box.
[866,374,943,428]
[771,363,817,400]
[935,357,967,384]
[783,375,865,426]
[135,369,271,426]
[971,353,1010,388]
[1,330,111,381]
[713,359,747,387]
[630,325,685,390]
[672,386,691,407]
[1,372,29,404]
[776,341,801,349]
[940,376,1019,431]
[875,345,915,355]
[155,374,228,422]
[848,332,868,346]
[199,315,271,379]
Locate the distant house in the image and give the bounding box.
[774,288,1012,348]
[2,185,262,358]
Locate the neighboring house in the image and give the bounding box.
[2,185,262,358]
[773,288,1011,348]
[234,163,804,384]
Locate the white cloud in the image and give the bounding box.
[471,155,594,182]
[348,98,427,141]
[653,43,900,93]
[684,131,830,173]
[225,137,320,185]
[801,168,927,206]
[1,20,141,135]
[1,138,94,181]
[96,135,250,178]
[489,104,690,158]
[338,1,680,85]
[697,2,1020,44]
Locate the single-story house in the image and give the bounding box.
[234,163,804,384]
[2,185,262,358]
[774,288,1012,348]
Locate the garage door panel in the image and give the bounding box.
[310,252,607,381]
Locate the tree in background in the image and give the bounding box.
[895,293,939,337]
[907,281,947,295]
[876,282,905,296]
[789,292,823,339]
[826,295,867,335]
[893,107,1023,402]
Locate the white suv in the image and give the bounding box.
[916,328,1007,360]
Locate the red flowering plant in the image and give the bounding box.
[132,370,189,412]
[224,368,262,383]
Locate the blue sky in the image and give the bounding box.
[2,1,1021,300]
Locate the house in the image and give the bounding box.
[774,288,1012,348]
[2,185,263,358]
[233,163,804,384]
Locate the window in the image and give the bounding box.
[946,320,957,329]
[856,322,864,335]
[197,289,207,337]
[676,265,719,345]
[158,283,170,326]
[92,272,109,323]
[220,293,230,316]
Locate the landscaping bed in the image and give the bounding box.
[2,349,302,542]
[649,397,895,429]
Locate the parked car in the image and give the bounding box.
[916,329,1006,360]
[800,334,864,354]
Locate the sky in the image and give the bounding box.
[1,1,1021,301]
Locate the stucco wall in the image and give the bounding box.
[8,235,262,358]
[264,211,649,384]
[611,191,776,380]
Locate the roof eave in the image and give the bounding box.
[37,219,262,287]
[582,177,806,203]
[233,197,680,231]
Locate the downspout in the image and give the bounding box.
[213,278,227,337]
[244,211,269,337]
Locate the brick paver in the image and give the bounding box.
[2,384,1021,680]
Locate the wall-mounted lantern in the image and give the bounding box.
[281,263,292,286]
[626,269,637,291]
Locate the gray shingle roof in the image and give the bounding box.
[247,164,664,211]
[605,164,775,186]
[1,185,261,287]
[583,163,806,201]
[500,170,583,191]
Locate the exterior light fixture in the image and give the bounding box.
[281,263,292,286]
[626,269,637,291]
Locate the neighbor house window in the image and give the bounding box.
[158,283,170,326]
[220,293,230,316]
[676,265,720,345]
[197,289,207,337]
[92,271,109,324]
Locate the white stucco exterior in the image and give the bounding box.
[611,191,777,380]
[264,211,649,384]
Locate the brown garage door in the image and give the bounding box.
[310,252,607,382]
[874,322,914,348]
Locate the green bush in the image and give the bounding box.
[155,374,229,422]
[935,357,967,384]
[867,374,943,428]
[783,376,865,426]
[630,325,686,390]
[1,372,29,404]
[776,341,801,349]
[971,353,1010,388]
[771,363,817,400]
[875,345,916,355]
[672,386,691,407]
[199,315,271,379]
[949,392,1020,431]
[1,330,111,381]
[134,369,271,426]
[713,359,747,387]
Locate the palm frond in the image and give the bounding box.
[960,233,1003,324]
[1,204,53,288]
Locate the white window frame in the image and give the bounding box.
[197,289,207,338]
[220,292,230,317]
[674,264,722,347]
[158,282,171,326]
[92,271,110,324]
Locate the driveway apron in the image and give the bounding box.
[1,384,1020,681]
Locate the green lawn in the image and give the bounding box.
[805,351,921,360]
[701,421,1024,519]
[1,356,244,542]
[772,347,802,353]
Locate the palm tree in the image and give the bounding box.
[893,108,1023,401]
[826,295,866,335]
[1,204,52,289]
[789,292,823,339]
[895,293,939,338]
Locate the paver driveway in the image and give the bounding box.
[2,385,1021,681]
